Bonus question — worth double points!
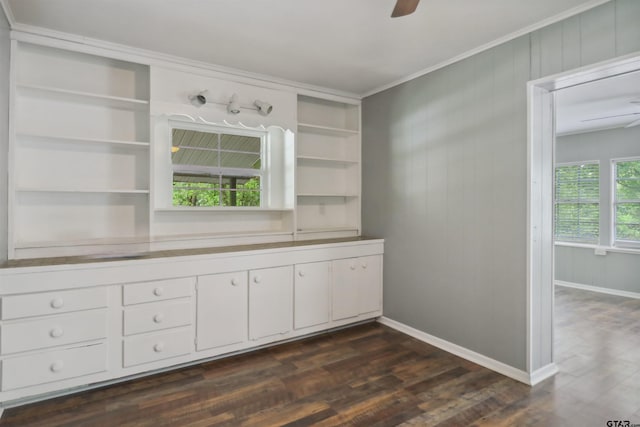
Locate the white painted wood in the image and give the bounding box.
[331,258,360,321]
[555,280,640,300]
[293,261,330,330]
[122,277,194,306]
[123,328,192,368]
[0,240,383,406]
[248,266,293,340]
[359,255,383,315]
[196,272,248,351]
[123,300,191,336]
[1,309,107,354]
[0,287,107,320]
[1,343,107,391]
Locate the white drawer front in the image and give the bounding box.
[123,278,194,306]
[1,343,107,391]
[124,300,192,336]
[123,329,192,367]
[1,287,108,320]
[1,309,107,355]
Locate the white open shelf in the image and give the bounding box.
[17,83,149,109]
[297,155,358,164]
[16,132,150,147]
[297,123,359,137]
[17,188,150,194]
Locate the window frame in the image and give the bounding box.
[611,156,640,249]
[553,160,601,244]
[169,121,267,209]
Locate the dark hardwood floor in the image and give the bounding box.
[2,286,639,426]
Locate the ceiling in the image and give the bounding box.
[5,0,608,96]
[555,71,640,136]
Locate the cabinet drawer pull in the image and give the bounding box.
[153,343,165,353]
[231,278,239,286]
[49,327,64,338]
[253,275,261,284]
[50,297,64,309]
[298,270,305,277]
[153,287,164,297]
[50,360,64,373]
[153,314,164,323]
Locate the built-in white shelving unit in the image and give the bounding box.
[10,42,151,258]
[295,96,361,238]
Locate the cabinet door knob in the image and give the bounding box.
[153,342,165,353]
[49,327,64,338]
[298,270,305,277]
[350,264,357,270]
[253,275,261,284]
[231,278,239,286]
[50,360,64,373]
[153,287,164,297]
[362,263,368,269]
[50,297,64,309]
[153,314,164,323]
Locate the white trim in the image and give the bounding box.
[363,0,612,97]
[555,280,640,300]
[554,241,640,255]
[529,363,559,386]
[9,26,361,102]
[0,0,15,28]
[377,317,537,385]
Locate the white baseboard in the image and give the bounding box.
[378,316,550,386]
[555,280,640,300]
[529,362,559,386]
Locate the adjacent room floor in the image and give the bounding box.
[2,286,639,426]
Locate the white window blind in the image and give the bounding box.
[613,159,640,246]
[554,163,599,243]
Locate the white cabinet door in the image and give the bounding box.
[332,255,383,320]
[294,261,330,330]
[359,255,382,314]
[331,258,360,320]
[196,272,247,351]
[249,266,293,340]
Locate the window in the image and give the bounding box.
[613,159,640,246]
[171,127,263,207]
[554,162,599,243]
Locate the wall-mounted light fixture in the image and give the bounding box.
[188,90,208,107]
[254,100,273,116]
[189,91,273,116]
[227,93,241,115]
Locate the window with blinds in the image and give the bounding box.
[613,159,640,247]
[554,162,599,243]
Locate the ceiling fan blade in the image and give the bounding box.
[391,0,420,17]
[626,118,640,128]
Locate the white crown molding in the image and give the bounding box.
[363,0,613,98]
[377,316,538,385]
[8,22,362,102]
[0,0,15,27]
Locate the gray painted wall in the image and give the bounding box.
[555,126,640,293]
[0,6,9,262]
[362,0,640,372]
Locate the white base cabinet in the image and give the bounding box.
[0,239,383,409]
[294,261,330,330]
[332,255,383,320]
[196,272,248,351]
[249,266,293,341]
